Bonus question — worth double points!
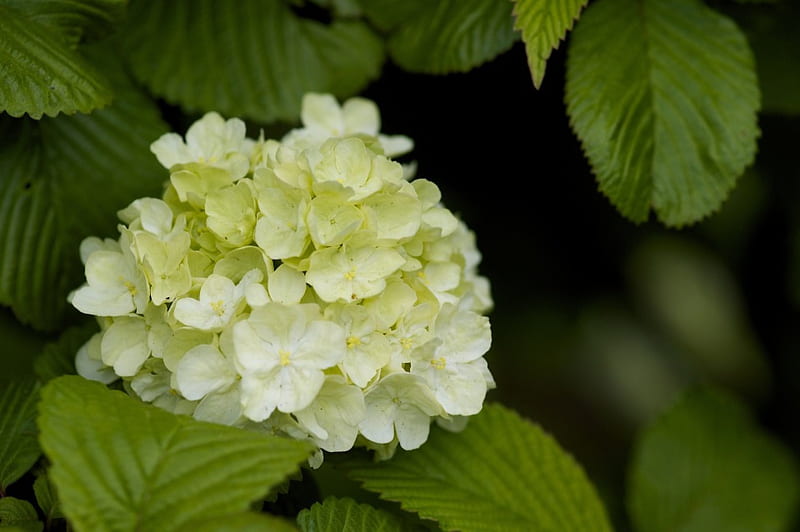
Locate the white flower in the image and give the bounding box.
[151,112,251,179]
[295,375,366,452]
[233,303,345,421]
[173,269,262,331]
[69,230,148,316]
[70,93,493,460]
[411,304,492,416]
[359,373,443,450]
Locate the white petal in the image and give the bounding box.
[395,405,432,450]
[176,344,236,400]
[194,387,243,425]
[268,264,307,305]
[301,93,343,134]
[275,366,325,413]
[342,97,380,135]
[75,333,118,384]
[101,317,150,376]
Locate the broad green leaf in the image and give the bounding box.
[0,498,42,532]
[33,471,64,522]
[0,0,127,47]
[0,45,167,331]
[513,0,587,88]
[177,512,298,532]
[34,321,96,382]
[120,0,383,123]
[0,380,40,491]
[565,0,760,226]
[0,5,112,118]
[349,404,612,532]
[629,388,799,532]
[362,0,517,74]
[38,376,314,532]
[297,497,414,532]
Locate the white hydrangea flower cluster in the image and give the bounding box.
[70,93,494,462]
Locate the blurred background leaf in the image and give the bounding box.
[628,387,799,532]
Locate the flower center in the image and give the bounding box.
[346,336,361,349]
[400,338,413,350]
[210,300,226,316]
[279,349,291,366]
[430,357,447,370]
[344,270,356,281]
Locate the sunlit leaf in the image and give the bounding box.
[512,0,587,88]
[565,0,759,226]
[39,376,314,532]
[350,404,612,532]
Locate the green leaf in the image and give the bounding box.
[362,0,518,74]
[33,471,64,522]
[177,512,299,532]
[349,404,612,532]
[0,380,40,492]
[34,321,96,383]
[120,0,383,123]
[565,0,760,226]
[0,5,112,118]
[0,498,43,532]
[297,497,414,532]
[628,387,800,532]
[0,0,127,47]
[512,0,587,88]
[0,45,167,331]
[38,376,314,532]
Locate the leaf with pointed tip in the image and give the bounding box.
[0,379,40,492]
[349,404,612,532]
[512,0,587,88]
[565,0,759,226]
[629,387,800,532]
[297,497,415,532]
[38,376,314,532]
[120,0,383,123]
[0,5,112,118]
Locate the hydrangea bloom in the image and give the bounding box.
[69,93,494,462]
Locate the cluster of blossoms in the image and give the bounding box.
[70,93,493,462]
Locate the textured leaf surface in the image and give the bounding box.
[0,497,42,532]
[0,380,40,491]
[0,5,112,118]
[513,0,587,88]
[0,0,127,46]
[0,309,48,379]
[565,0,760,226]
[0,46,166,331]
[364,0,518,74]
[629,388,799,532]
[349,404,612,532]
[297,497,414,532]
[121,0,383,123]
[39,376,314,532]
